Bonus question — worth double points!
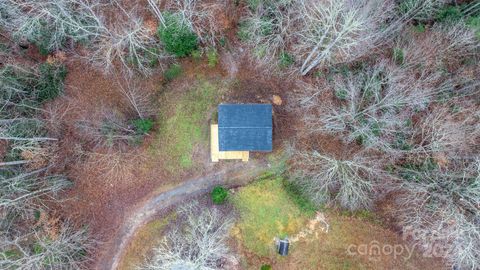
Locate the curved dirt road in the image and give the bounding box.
[96,163,265,270]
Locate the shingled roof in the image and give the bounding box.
[218,104,272,151]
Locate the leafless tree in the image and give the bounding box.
[408,106,479,157]
[147,0,166,27]
[82,149,143,183]
[147,0,227,48]
[293,0,398,75]
[0,64,40,117]
[290,149,384,210]
[297,61,454,153]
[164,0,227,47]
[239,0,457,75]
[398,0,449,21]
[75,106,139,150]
[139,203,236,270]
[0,222,96,270]
[42,96,75,138]
[238,0,293,65]
[396,158,480,269]
[0,0,169,75]
[0,118,56,144]
[0,60,67,171]
[114,76,156,119]
[89,9,168,76]
[0,168,70,217]
[398,22,479,73]
[240,0,407,74]
[0,0,105,53]
[463,1,480,17]
[0,61,60,175]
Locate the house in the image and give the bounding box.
[211,104,272,162]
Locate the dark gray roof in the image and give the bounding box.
[218,104,272,151]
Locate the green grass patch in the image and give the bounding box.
[163,64,182,81]
[393,47,404,65]
[1,249,22,259]
[232,178,441,269]
[260,265,272,270]
[264,149,317,216]
[282,179,317,216]
[412,23,426,33]
[231,177,308,256]
[266,149,289,176]
[154,79,221,171]
[191,49,202,61]
[207,48,219,67]
[289,215,369,270]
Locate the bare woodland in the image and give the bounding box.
[0,0,478,269]
[138,203,235,270]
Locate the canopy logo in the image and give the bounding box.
[346,241,418,261]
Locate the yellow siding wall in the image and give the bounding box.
[211,124,249,162]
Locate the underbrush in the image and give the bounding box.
[1,0,103,56]
[163,63,182,81]
[0,61,67,109]
[37,62,68,102]
[338,209,382,225]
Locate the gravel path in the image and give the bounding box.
[97,162,266,270]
